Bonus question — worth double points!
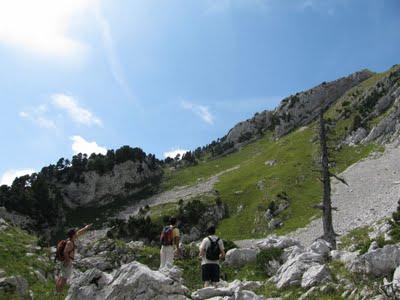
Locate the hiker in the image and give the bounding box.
[55,224,92,294]
[199,225,225,287]
[159,216,180,269]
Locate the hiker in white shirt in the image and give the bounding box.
[199,225,225,287]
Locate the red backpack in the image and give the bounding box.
[160,226,174,246]
[55,240,67,262]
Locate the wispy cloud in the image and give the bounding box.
[70,135,107,155]
[298,0,337,15]
[19,104,57,130]
[163,148,188,159]
[52,94,103,127]
[95,6,133,100]
[0,169,35,186]
[181,100,214,125]
[204,0,269,15]
[0,0,97,59]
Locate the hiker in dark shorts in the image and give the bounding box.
[199,225,225,287]
[55,224,92,294]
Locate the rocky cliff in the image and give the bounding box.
[58,159,162,209]
[225,69,373,144]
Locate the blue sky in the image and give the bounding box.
[0,0,399,185]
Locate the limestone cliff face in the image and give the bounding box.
[225,70,373,144]
[58,160,162,209]
[362,68,400,144]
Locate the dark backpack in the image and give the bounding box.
[55,240,67,262]
[160,226,174,246]
[206,237,221,260]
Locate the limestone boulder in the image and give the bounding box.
[347,244,400,276]
[66,262,189,300]
[301,264,331,288]
[225,248,259,268]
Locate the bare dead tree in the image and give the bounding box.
[319,108,337,248]
[316,108,348,249]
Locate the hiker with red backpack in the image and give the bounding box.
[199,225,225,287]
[55,224,92,294]
[159,217,180,269]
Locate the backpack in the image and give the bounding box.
[206,236,221,260]
[55,240,67,262]
[160,226,174,246]
[55,239,75,262]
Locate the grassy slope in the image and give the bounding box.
[0,226,65,300]
[162,71,388,241]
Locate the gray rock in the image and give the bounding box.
[368,241,379,252]
[76,255,113,272]
[256,236,300,251]
[235,290,264,300]
[60,160,163,208]
[0,218,8,231]
[67,262,189,300]
[187,227,202,242]
[192,287,234,300]
[224,248,259,268]
[268,219,283,230]
[0,276,28,296]
[301,264,331,288]
[127,241,144,249]
[159,265,184,283]
[265,260,281,277]
[265,160,277,167]
[344,127,368,146]
[274,250,325,288]
[0,269,6,278]
[34,270,47,283]
[308,239,331,257]
[192,280,264,300]
[330,250,359,264]
[392,265,400,297]
[348,244,400,276]
[299,286,317,300]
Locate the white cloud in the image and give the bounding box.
[181,100,214,125]
[52,94,102,127]
[1,169,35,186]
[95,7,133,99]
[0,0,98,58]
[163,148,189,159]
[19,106,57,130]
[70,135,107,155]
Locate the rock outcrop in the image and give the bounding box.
[66,262,189,300]
[272,239,332,289]
[347,244,400,276]
[225,69,373,144]
[59,160,162,208]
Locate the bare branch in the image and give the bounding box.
[329,173,349,186]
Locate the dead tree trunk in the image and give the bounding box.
[319,109,337,249]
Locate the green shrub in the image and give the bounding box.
[223,240,238,252]
[256,248,283,274]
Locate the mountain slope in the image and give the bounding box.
[154,64,399,240]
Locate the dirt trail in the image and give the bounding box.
[116,165,240,220]
[236,143,400,248]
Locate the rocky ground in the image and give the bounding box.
[236,141,400,248]
[116,165,240,219]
